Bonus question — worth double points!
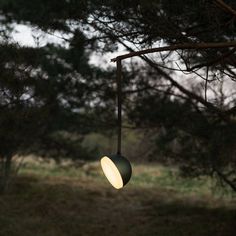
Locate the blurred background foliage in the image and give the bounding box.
[0,0,236,194]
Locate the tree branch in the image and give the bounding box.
[215,0,236,18]
[214,167,236,192]
[187,48,236,71]
[111,41,236,62]
[119,40,235,124]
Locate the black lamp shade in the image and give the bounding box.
[100,154,132,189]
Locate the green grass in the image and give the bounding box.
[0,157,235,236]
[131,164,235,198]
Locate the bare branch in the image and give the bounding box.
[214,167,236,192]
[215,0,236,18]
[187,48,236,71]
[111,41,236,62]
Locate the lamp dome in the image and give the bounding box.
[100,154,132,189]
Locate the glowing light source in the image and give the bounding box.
[101,155,132,189]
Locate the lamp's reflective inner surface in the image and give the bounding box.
[101,156,123,189]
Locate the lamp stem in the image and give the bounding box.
[116,59,122,155]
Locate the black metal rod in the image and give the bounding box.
[111,41,236,62]
[116,59,122,155]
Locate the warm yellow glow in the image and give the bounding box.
[101,156,123,189]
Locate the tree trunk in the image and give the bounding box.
[0,155,12,194]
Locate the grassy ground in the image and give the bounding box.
[0,157,235,236]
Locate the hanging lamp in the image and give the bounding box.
[100,60,132,189]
